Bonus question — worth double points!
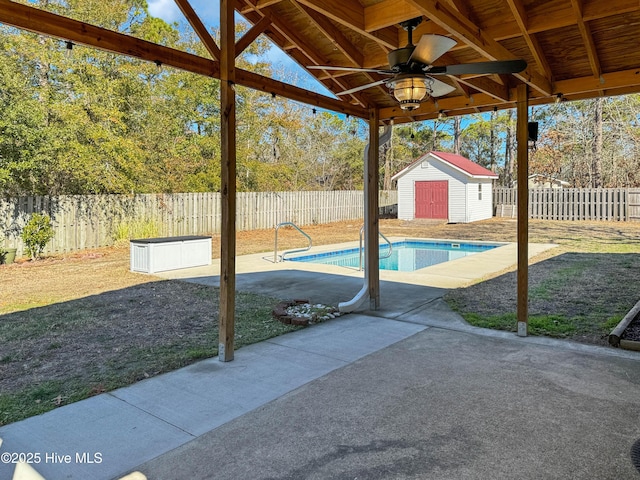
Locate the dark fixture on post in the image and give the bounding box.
[528,121,538,150]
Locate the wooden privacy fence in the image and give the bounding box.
[494,187,639,221]
[0,190,398,255]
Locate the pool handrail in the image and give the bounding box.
[274,222,312,263]
[358,225,392,271]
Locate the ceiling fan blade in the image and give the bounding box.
[307,65,393,75]
[409,34,457,65]
[436,59,527,75]
[336,79,388,96]
[426,77,457,97]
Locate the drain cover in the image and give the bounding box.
[631,438,640,472]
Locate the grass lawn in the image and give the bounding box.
[1,217,639,426]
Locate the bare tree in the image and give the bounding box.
[453,116,461,154]
[591,97,603,187]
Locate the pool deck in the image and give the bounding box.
[157,238,557,291]
[154,238,557,321]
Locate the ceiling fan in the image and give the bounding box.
[308,17,527,111]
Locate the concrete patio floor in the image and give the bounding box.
[1,241,639,479]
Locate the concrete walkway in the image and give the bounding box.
[1,241,639,479]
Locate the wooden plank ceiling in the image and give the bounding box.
[1,0,640,124]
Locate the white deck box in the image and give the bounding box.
[130,235,212,274]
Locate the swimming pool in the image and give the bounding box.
[286,240,501,272]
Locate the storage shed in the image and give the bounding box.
[392,151,498,223]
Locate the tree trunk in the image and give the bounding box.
[592,97,603,187]
[382,133,393,191]
[490,109,497,172]
[504,110,514,186]
[453,116,461,154]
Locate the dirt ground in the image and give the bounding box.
[1,217,639,413]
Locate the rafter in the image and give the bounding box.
[455,76,509,101]
[239,9,294,52]
[244,6,373,106]
[405,0,552,96]
[174,0,220,60]
[292,3,392,99]
[365,0,421,31]
[504,0,552,79]
[265,13,330,67]
[238,0,285,14]
[293,3,363,66]
[235,13,271,57]
[237,68,367,117]
[444,0,480,25]
[570,0,601,79]
[365,0,640,43]
[295,0,400,50]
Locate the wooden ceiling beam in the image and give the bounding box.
[505,0,552,79]
[237,68,367,118]
[454,76,510,101]
[554,68,640,96]
[365,0,639,42]
[570,0,602,79]
[174,0,220,60]
[295,0,400,50]
[293,3,390,99]
[380,66,640,123]
[238,0,284,13]
[0,0,366,119]
[240,9,294,52]
[267,15,329,67]
[405,0,552,96]
[261,10,368,106]
[235,13,272,57]
[364,0,421,31]
[293,3,363,67]
[0,0,218,76]
[366,0,640,46]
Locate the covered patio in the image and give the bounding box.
[1,3,640,478]
[2,0,639,361]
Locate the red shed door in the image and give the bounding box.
[415,181,448,219]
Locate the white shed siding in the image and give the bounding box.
[397,175,414,220]
[465,180,494,222]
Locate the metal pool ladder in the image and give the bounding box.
[358,225,393,271]
[274,222,312,263]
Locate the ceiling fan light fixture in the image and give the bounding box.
[390,75,429,111]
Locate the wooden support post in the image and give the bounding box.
[219,0,236,362]
[516,84,529,336]
[366,109,380,309]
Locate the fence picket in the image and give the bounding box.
[0,191,398,255]
[493,187,630,222]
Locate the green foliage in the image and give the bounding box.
[3,2,639,194]
[112,217,160,244]
[20,213,55,260]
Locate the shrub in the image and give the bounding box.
[21,213,55,260]
[112,218,160,246]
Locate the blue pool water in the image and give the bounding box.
[286,240,500,272]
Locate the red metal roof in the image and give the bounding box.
[393,151,498,180]
[430,152,498,178]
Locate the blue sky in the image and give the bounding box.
[147,0,333,95]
